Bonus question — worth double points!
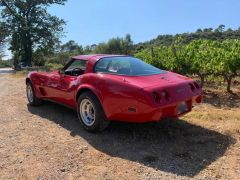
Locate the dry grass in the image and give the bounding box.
[184,104,240,135]
[9,70,28,78]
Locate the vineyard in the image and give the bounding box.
[135,39,240,93]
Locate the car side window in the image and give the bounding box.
[65,60,87,71]
[94,59,109,72]
[95,58,131,74]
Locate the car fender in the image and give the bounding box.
[26,72,40,96]
[76,84,105,110]
[26,71,48,98]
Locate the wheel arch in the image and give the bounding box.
[76,86,103,106]
[76,86,107,116]
[25,73,42,98]
[26,77,31,84]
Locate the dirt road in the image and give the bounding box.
[0,74,239,179]
[0,68,15,75]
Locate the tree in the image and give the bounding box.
[94,42,108,54]
[61,40,83,54]
[0,22,8,57]
[196,28,202,33]
[122,34,133,55]
[0,0,67,66]
[226,28,233,32]
[203,28,213,32]
[94,34,133,55]
[215,25,225,32]
[107,37,124,54]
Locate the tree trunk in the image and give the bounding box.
[226,78,232,93]
[223,73,234,93]
[26,31,32,66]
[26,44,32,66]
[22,32,32,66]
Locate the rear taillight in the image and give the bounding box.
[152,90,170,103]
[152,92,161,103]
[162,90,170,100]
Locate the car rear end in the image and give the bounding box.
[139,80,202,121]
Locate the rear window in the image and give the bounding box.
[94,56,165,76]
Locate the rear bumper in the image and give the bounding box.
[150,94,203,121]
[109,94,202,123]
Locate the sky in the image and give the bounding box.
[2,0,240,59]
[48,0,240,46]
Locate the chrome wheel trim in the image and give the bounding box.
[80,99,95,126]
[27,84,34,103]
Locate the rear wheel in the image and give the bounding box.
[26,82,42,106]
[77,92,109,132]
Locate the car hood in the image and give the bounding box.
[123,72,191,88]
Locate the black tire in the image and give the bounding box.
[26,81,43,106]
[77,91,110,132]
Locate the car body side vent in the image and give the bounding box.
[128,107,137,112]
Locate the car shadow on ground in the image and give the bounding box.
[27,102,235,177]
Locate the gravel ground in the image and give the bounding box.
[0,74,239,179]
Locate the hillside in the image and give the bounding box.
[135,26,240,49]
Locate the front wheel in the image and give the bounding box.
[26,82,42,106]
[77,92,109,132]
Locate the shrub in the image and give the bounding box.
[45,63,64,71]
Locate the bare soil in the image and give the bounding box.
[0,74,240,180]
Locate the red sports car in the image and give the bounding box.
[26,55,202,131]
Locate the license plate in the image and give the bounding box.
[178,102,188,115]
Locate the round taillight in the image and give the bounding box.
[152,92,161,103]
[162,91,167,97]
[162,90,170,100]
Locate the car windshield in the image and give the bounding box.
[95,56,165,76]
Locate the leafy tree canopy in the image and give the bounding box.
[61,40,83,54]
[94,34,133,55]
[0,0,67,65]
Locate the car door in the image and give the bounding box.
[58,59,88,107]
[46,71,62,100]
